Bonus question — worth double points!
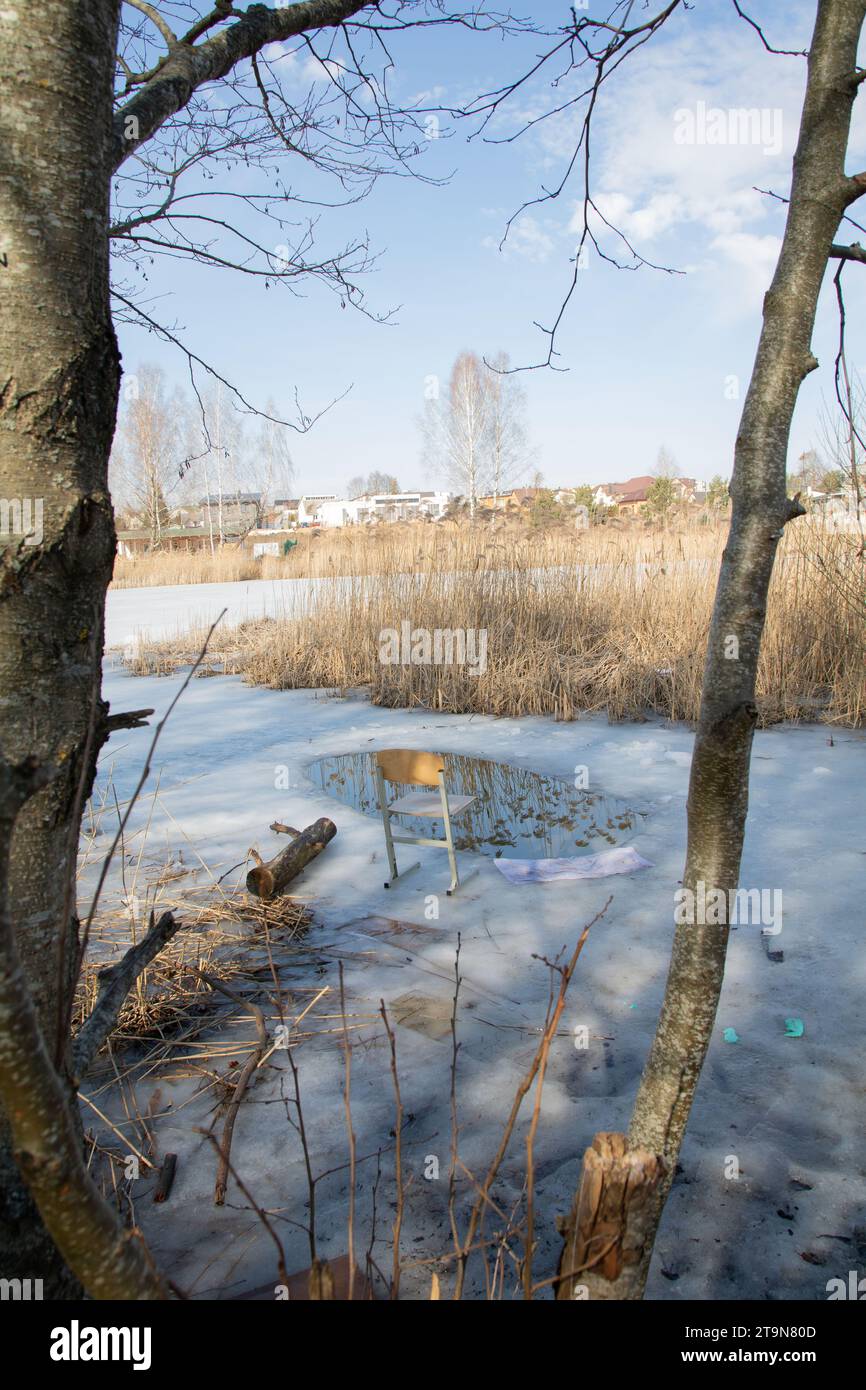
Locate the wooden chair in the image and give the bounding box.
[374,748,477,895]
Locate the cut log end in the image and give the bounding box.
[246,866,275,898]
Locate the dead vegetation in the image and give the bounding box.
[74,888,312,1061]
[120,520,866,726]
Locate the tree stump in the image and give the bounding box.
[556,1132,668,1301]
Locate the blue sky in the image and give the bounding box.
[114,0,866,495]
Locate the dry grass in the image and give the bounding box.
[74,888,312,1064]
[113,545,268,588]
[112,521,453,587]
[111,515,707,587]
[120,519,866,726]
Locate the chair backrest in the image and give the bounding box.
[376,748,445,787]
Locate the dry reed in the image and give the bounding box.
[120,519,865,726]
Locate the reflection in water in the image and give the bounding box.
[310,751,648,861]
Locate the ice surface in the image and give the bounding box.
[86,586,866,1300]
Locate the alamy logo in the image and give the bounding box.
[0,1277,43,1300]
[379,620,488,676]
[674,880,782,933]
[826,1271,866,1300]
[673,101,783,156]
[49,1320,152,1371]
[0,496,43,546]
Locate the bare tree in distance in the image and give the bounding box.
[421,351,495,520]
[653,445,679,478]
[199,380,253,542]
[344,472,401,498]
[366,471,401,495]
[816,380,864,523]
[253,402,297,519]
[110,364,189,545]
[485,350,535,523]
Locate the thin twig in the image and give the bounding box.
[379,1000,404,1299]
[453,899,610,1299]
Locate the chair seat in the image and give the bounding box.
[388,791,476,818]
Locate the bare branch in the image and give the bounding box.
[71,910,182,1082]
[729,0,807,57]
[830,240,866,264]
[111,290,353,429]
[126,0,178,50]
[113,1,374,170]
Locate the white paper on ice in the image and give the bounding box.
[493,845,653,885]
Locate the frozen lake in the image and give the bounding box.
[105,575,350,648]
[85,651,866,1300]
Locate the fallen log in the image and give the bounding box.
[246,817,337,899]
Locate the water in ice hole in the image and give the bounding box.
[310,751,649,861]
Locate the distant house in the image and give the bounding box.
[591,476,707,511]
[273,497,300,528]
[804,485,864,530]
[478,487,545,511]
[297,494,337,525]
[674,478,710,503]
[509,487,545,509]
[314,491,450,527]
[199,493,262,531]
[477,492,507,510]
[593,475,654,510]
[116,526,213,557]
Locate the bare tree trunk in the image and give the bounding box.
[0,764,167,1299]
[0,0,122,1295]
[558,0,866,1300]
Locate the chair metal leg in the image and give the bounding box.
[384,859,421,890]
[446,866,480,896]
[376,765,400,885]
[375,763,481,895]
[439,773,461,893]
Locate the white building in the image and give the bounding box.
[312,491,451,527]
[297,494,337,525]
[592,485,617,509]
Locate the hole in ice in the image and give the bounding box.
[309,751,649,861]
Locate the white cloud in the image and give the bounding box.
[709,230,783,310]
[482,214,555,264]
[552,10,833,315]
[299,53,342,84]
[590,191,685,242]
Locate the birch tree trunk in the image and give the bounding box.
[0,0,381,1300]
[558,0,866,1300]
[0,0,122,1294]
